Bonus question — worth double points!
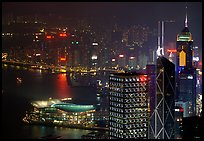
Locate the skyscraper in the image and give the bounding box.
[149,56,175,139]
[176,13,193,72]
[146,64,156,116]
[109,72,148,139]
[176,7,196,116]
[174,106,184,139]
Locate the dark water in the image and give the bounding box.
[1,64,97,139]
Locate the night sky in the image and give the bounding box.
[2,2,202,53]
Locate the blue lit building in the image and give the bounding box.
[109,72,149,139]
[175,101,190,118]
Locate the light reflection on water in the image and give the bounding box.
[2,65,96,139]
[55,73,70,99]
[34,126,91,139]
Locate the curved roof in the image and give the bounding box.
[51,103,95,112]
[31,99,61,108]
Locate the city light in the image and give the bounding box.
[193,57,199,61]
[2,2,202,140]
[179,108,184,112]
[167,49,177,53]
[140,76,147,82]
[59,33,67,37]
[60,57,66,61]
[91,55,97,60]
[92,42,98,46]
[119,54,124,58]
[36,53,41,56]
[46,35,54,39]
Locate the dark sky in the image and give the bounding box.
[2,2,202,50]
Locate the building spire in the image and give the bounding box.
[185,6,188,27]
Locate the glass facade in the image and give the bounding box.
[174,106,184,139]
[176,25,197,117]
[109,73,148,139]
[23,100,96,127]
[176,27,193,73]
[149,56,175,139]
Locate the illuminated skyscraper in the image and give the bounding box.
[149,56,175,139]
[68,33,81,68]
[118,54,126,69]
[176,13,193,72]
[109,72,148,139]
[146,64,156,116]
[176,7,196,117]
[128,56,137,70]
[174,106,184,139]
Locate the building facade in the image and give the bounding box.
[174,106,184,139]
[149,56,175,139]
[109,72,148,139]
[176,12,196,117]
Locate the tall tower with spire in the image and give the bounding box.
[176,6,196,117]
[185,6,188,28]
[176,6,193,72]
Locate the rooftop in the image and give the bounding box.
[31,98,95,113]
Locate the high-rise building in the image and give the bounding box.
[192,46,200,68]
[176,8,196,116]
[109,72,148,139]
[94,80,109,128]
[177,71,196,116]
[128,56,137,70]
[175,101,190,117]
[174,106,184,139]
[149,56,175,139]
[146,64,156,116]
[118,54,126,69]
[68,33,81,68]
[176,23,193,72]
[182,116,202,139]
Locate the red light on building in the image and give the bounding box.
[60,57,66,61]
[198,61,202,66]
[46,35,54,39]
[179,108,184,112]
[46,35,52,39]
[140,76,147,82]
[167,49,177,53]
[59,33,67,37]
[119,54,124,58]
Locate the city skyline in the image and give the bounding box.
[2,2,202,139]
[2,2,202,54]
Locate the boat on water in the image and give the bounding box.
[16,77,22,84]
